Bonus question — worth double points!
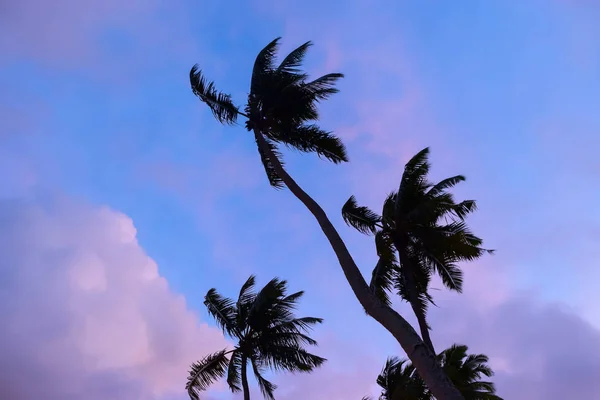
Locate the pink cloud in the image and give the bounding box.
[0,197,227,399]
[372,259,600,400]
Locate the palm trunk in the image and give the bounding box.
[254,132,463,400]
[241,354,250,400]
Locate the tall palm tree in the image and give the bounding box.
[190,38,464,399]
[341,148,492,354]
[376,345,502,400]
[186,275,325,400]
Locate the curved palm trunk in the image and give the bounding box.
[254,132,463,400]
[241,355,250,400]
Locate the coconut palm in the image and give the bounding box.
[376,345,502,400]
[190,38,463,399]
[186,275,325,400]
[377,357,429,400]
[341,148,492,354]
[438,345,502,400]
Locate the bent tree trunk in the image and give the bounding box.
[254,132,464,400]
[241,355,250,400]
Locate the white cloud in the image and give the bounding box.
[0,197,227,399]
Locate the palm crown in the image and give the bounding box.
[186,275,325,400]
[373,345,502,400]
[376,357,429,400]
[190,37,348,188]
[341,148,492,353]
[439,345,502,400]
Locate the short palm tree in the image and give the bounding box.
[376,345,502,400]
[185,275,325,400]
[190,38,464,399]
[438,345,502,400]
[377,357,429,400]
[341,148,492,354]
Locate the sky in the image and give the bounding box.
[1,0,600,399]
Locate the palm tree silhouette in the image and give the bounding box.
[186,275,325,400]
[342,148,492,354]
[372,344,502,400]
[190,38,463,399]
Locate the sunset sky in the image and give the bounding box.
[2,1,600,399]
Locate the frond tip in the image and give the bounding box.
[190,65,239,125]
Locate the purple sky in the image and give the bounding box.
[2,1,600,399]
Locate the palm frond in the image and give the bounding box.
[369,258,395,308]
[190,66,239,125]
[251,37,281,94]
[369,231,398,307]
[381,192,397,227]
[204,289,238,337]
[259,344,326,372]
[397,148,432,212]
[427,175,466,196]
[438,344,502,400]
[377,356,428,400]
[186,349,230,400]
[268,316,324,334]
[303,72,345,101]
[226,350,243,392]
[236,275,257,329]
[251,358,278,400]
[277,290,304,311]
[451,199,478,220]
[278,41,312,74]
[342,195,381,235]
[258,316,323,348]
[237,275,257,305]
[255,134,285,189]
[423,254,464,292]
[273,124,348,163]
[247,277,289,330]
[403,147,431,178]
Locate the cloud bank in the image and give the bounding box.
[0,197,227,399]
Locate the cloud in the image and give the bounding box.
[0,197,227,399]
[417,262,600,400]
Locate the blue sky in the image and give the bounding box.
[2,1,600,399]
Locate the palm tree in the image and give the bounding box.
[377,357,429,400]
[186,275,325,400]
[341,148,492,355]
[375,345,502,400]
[438,345,502,400]
[190,37,464,399]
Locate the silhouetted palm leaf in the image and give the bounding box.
[342,195,381,235]
[204,288,238,337]
[186,349,230,400]
[190,66,239,125]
